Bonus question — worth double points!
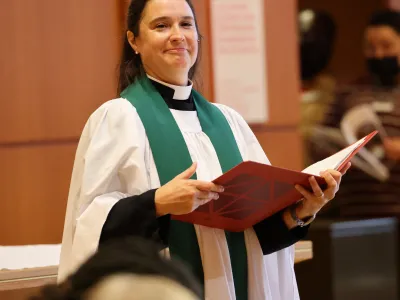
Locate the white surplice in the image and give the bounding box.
[58,83,300,300]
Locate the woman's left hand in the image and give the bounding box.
[294,162,351,218]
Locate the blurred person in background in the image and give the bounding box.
[298,9,337,167]
[312,9,400,217]
[355,9,400,88]
[31,237,201,300]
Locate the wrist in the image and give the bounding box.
[290,201,316,227]
[295,200,318,219]
[155,189,168,216]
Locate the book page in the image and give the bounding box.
[302,137,366,176]
[340,104,390,181]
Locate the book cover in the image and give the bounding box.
[172,131,377,231]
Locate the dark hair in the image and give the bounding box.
[30,237,202,300]
[368,9,400,34]
[118,0,202,94]
[299,9,336,81]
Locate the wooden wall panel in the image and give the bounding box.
[262,0,301,127]
[255,130,303,171]
[0,287,40,300]
[250,0,302,170]
[0,0,127,246]
[0,143,77,245]
[192,0,214,100]
[0,0,121,143]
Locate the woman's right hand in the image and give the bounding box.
[155,162,224,216]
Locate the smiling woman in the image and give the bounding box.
[119,0,201,90]
[57,0,347,300]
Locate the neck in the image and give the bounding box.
[144,68,189,86]
[146,74,193,101]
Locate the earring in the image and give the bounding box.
[135,51,139,55]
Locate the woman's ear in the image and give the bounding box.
[127,31,139,54]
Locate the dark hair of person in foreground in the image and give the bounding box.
[30,237,202,300]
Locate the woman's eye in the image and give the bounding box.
[181,22,193,28]
[156,23,168,29]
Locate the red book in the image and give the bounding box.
[172,131,378,231]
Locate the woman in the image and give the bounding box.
[58,0,349,299]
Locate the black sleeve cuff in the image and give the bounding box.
[253,210,309,255]
[99,189,160,245]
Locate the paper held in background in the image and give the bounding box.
[310,103,390,181]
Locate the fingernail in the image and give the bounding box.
[295,185,300,190]
[214,193,219,199]
[219,186,224,192]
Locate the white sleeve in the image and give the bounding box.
[213,103,271,165]
[58,98,150,282]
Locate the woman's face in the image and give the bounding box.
[129,0,199,86]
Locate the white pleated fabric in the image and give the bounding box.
[58,97,299,300]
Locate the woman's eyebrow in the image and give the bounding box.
[149,15,194,25]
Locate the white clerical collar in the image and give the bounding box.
[147,74,193,100]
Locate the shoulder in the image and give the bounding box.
[212,103,247,126]
[212,103,270,163]
[81,98,146,143]
[90,98,138,121]
[212,103,257,141]
[86,98,141,130]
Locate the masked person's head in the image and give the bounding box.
[364,9,400,87]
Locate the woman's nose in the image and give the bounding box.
[170,26,185,42]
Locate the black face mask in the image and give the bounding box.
[366,56,400,87]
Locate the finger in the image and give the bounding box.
[295,184,314,199]
[340,162,351,175]
[175,162,197,180]
[321,172,338,192]
[190,180,224,193]
[195,190,219,200]
[309,176,324,197]
[193,197,214,210]
[321,169,342,184]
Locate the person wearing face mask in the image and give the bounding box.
[363,10,400,165]
[57,0,349,299]
[357,10,400,88]
[311,9,400,218]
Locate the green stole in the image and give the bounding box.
[121,76,248,300]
